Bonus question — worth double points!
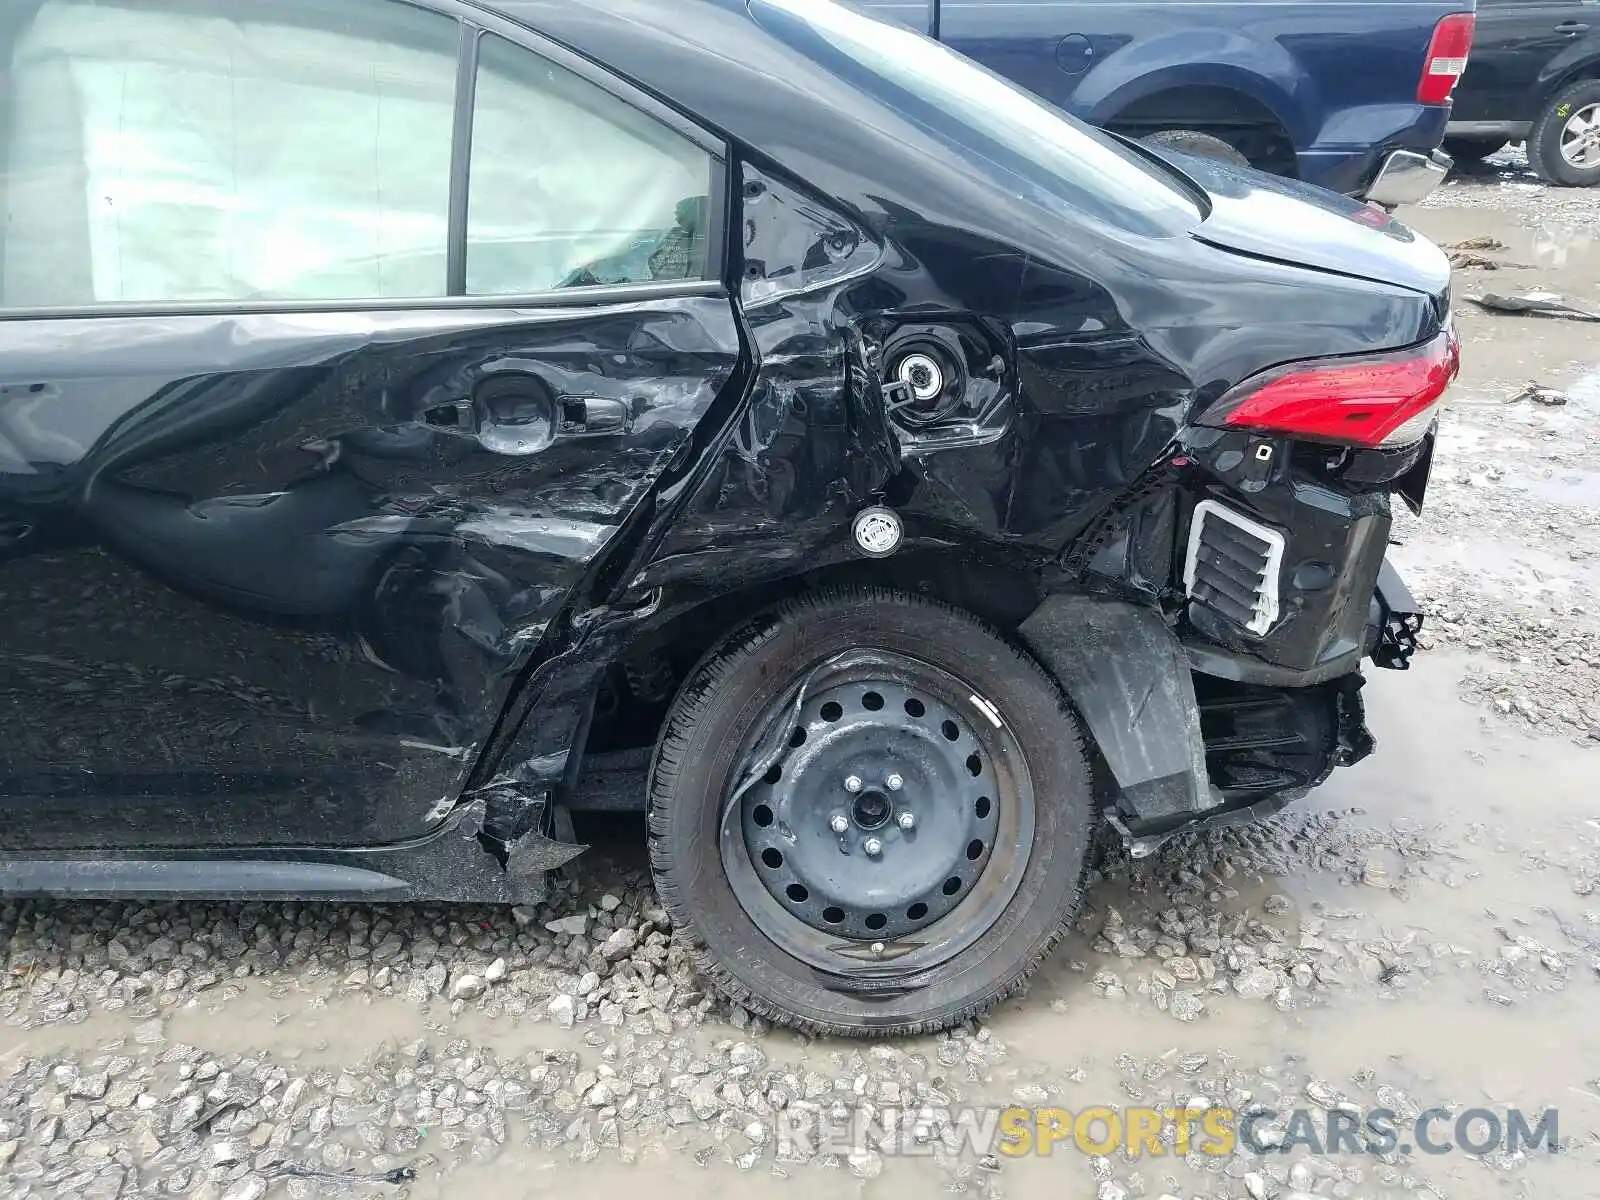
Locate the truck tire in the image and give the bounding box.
[1139,128,1250,168]
[646,586,1095,1037]
[1441,135,1508,164]
[1526,80,1600,187]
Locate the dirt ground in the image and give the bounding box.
[3,152,1600,1200]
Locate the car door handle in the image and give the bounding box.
[422,379,631,454]
[1557,20,1589,32]
[556,396,631,438]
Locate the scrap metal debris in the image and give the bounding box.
[183,1097,247,1134]
[1443,236,1527,270]
[263,1161,417,1188]
[1468,292,1600,321]
[1509,382,1570,407]
[1548,909,1600,955]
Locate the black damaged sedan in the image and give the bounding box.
[0,0,1453,1035]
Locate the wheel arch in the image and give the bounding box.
[1102,82,1301,175]
[577,548,1052,775]
[572,549,1215,837]
[1079,42,1312,158]
[1532,45,1600,114]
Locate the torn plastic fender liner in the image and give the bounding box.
[1017,595,1219,829]
[471,778,589,895]
[1369,556,1424,670]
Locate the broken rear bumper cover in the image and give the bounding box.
[1369,557,1424,670]
[1019,556,1421,852]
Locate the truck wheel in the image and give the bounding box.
[1139,128,1250,168]
[646,586,1094,1037]
[1441,135,1508,164]
[1527,81,1600,187]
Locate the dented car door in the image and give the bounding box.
[0,0,739,850]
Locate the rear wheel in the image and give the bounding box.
[1527,81,1600,187]
[646,586,1094,1037]
[1441,135,1508,164]
[1138,128,1250,168]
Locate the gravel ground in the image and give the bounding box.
[4,152,1600,1200]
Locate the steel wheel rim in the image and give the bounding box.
[1559,103,1600,169]
[719,649,1035,977]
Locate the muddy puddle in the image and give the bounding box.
[1502,468,1600,508]
[1394,531,1597,607]
[1414,200,1599,262]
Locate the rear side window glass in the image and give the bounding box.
[466,34,717,295]
[1,0,460,308]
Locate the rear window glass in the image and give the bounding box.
[749,0,1203,238]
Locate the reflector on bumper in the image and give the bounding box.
[1182,500,1286,636]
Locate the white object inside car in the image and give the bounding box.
[1,0,710,307]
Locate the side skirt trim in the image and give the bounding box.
[0,796,586,903]
[0,859,411,900]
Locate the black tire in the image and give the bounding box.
[1526,80,1600,187]
[1441,135,1508,163]
[1138,128,1250,168]
[646,586,1094,1037]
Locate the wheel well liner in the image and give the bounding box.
[1016,593,1217,828]
[569,550,1047,782]
[1106,84,1298,174]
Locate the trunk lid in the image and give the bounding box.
[1149,149,1451,297]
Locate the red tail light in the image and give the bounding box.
[1199,327,1459,449]
[1418,13,1474,105]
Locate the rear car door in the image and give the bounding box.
[0,0,739,850]
[1453,0,1591,120]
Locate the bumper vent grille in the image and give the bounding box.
[1183,500,1285,636]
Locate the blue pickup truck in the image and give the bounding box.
[861,0,1479,205]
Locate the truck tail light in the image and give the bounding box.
[1418,13,1474,105]
[1198,327,1459,449]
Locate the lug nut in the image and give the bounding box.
[844,775,863,793]
[863,837,883,857]
[829,814,849,834]
[897,811,916,831]
[885,772,904,791]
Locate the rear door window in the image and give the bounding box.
[1,0,459,307]
[466,33,717,295]
[0,0,722,310]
